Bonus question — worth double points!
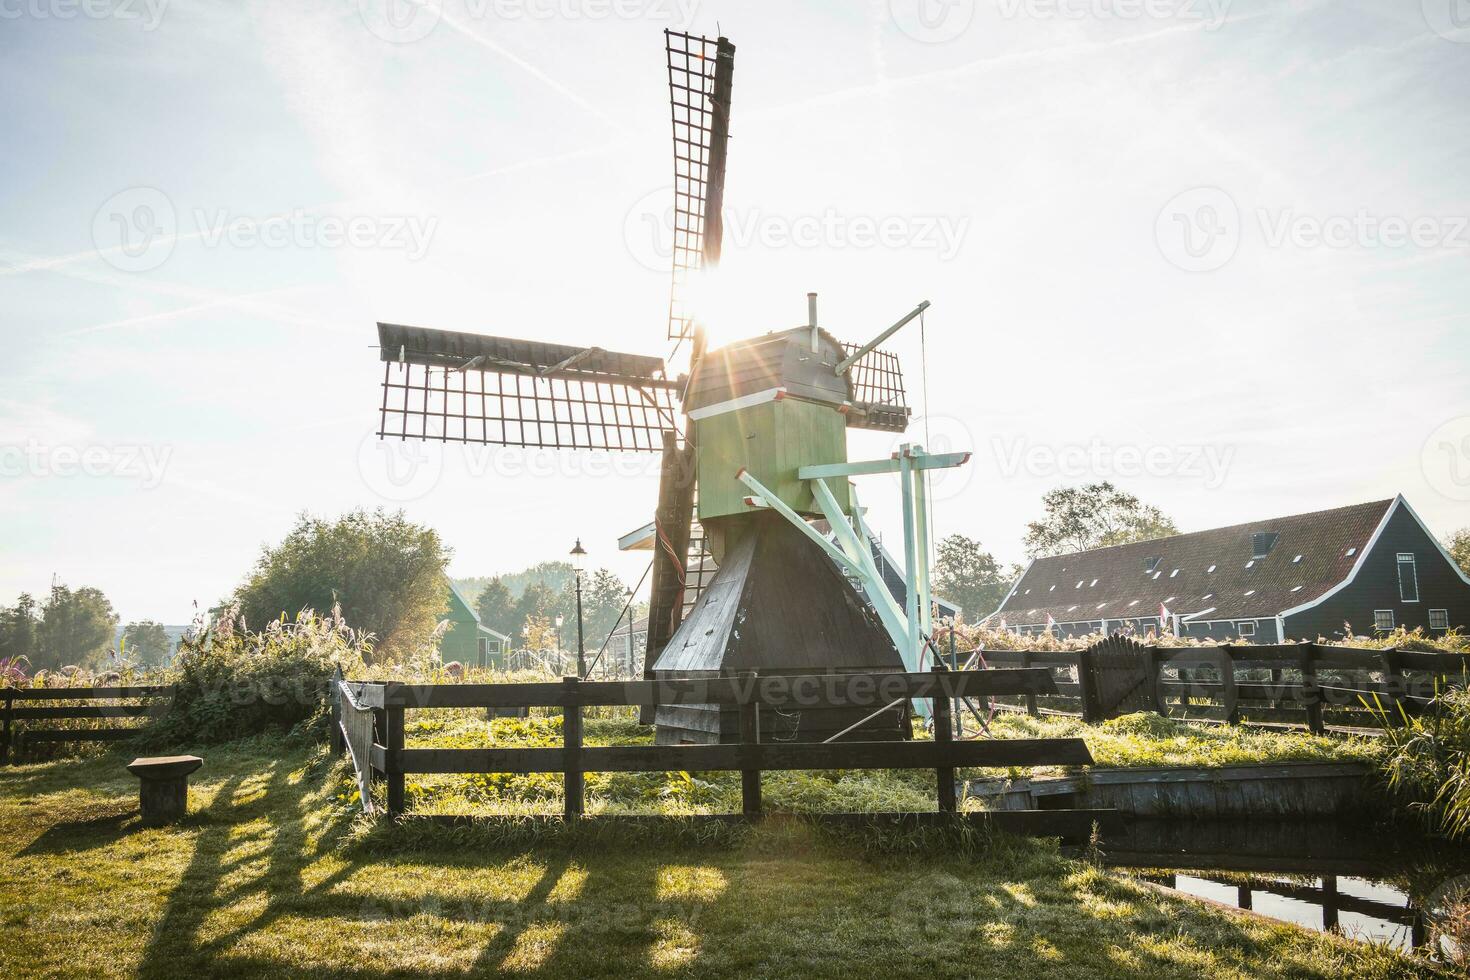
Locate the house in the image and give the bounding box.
[983,495,1470,643]
[438,583,511,668]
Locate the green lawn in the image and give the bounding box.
[0,737,1440,979]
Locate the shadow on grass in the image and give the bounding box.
[19,804,138,856]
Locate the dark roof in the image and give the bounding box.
[685,327,853,410]
[988,498,1395,627]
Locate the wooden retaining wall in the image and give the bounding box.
[966,761,1375,818]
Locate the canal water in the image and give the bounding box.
[1099,819,1470,958]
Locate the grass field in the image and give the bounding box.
[0,736,1441,979]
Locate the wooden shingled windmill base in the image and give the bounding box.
[367,30,1010,747]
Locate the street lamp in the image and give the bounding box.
[570,538,587,678]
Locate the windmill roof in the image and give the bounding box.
[988,498,1395,627]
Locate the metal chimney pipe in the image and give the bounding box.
[808,292,819,352]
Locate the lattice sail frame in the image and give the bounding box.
[665,30,734,341]
[376,324,681,452]
[841,342,911,432]
[379,364,680,452]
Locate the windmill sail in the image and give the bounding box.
[665,29,736,341]
[841,342,911,432]
[376,323,681,452]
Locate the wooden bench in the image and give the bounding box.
[127,756,202,827]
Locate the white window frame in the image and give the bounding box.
[1397,553,1420,603]
[1374,609,1395,631]
[1429,608,1449,630]
[1236,621,1257,638]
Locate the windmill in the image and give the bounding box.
[372,30,970,744]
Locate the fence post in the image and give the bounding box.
[562,677,584,821]
[329,671,345,758]
[738,671,761,820]
[932,664,957,813]
[1219,646,1239,725]
[385,704,405,818]
[1077,647,1101,723]
[1378,647,1405,719]
[0,688,12,767]
[1302,644,1325,735]
[1020,652,1039,718]
[1147,647,1166,715]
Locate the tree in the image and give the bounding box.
[122,620,171,666]
[933,535,1015,621]
[232,509,449,663]
[1448,527,1470,578]
[34,583,118,670]
[0,593,40,666]
[1023,482,1179,558]
[475,578,515,636]
[513,582,558,644]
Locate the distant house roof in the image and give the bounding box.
[445,582,511,643]
[986,498,1396,627]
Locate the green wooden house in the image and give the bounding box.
[439,583,511,669]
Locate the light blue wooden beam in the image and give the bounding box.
[798,451,970,481]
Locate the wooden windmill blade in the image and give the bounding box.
[376,323,682,451]
[664,29,735,342]
[841,342,912,433]
[642,30,736,693]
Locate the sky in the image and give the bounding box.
[1,0,1467,626]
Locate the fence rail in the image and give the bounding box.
[981,642,1470,733]
[0,685,173,764]
[335,668,1107,836]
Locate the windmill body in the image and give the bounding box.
[369,30,970,745]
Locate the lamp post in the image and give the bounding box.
[570,538,587,678]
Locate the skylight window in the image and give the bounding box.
[1346,547,1357,557]
[1245,560,1255,569]
[1244,589,1256,596]
[1293,555,1303,563]
[1076,580,1084,589]
[1049,585,1056,592]
[1207,564,1217,574]
[1090,579,1098,587]
[1291,586,1303,592]
[1068,605,1078,613]
[1144,556,1162,573]
[1152,572,1162,580]
[1170,569,1179,578]
[1164,597,1176,604]
[1128,600,1140,607]
[1252,531,1280,559]
[1097,603,1107,609]
[1202,594,1213,601]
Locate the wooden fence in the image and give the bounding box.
[0,686,172,764]
[335,668,1113,837]
[981,641,1470,733]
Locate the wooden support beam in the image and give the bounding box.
[798,451,969,481]
[933,665,957,813]
[385,706,405,818]
[738,673,762,819]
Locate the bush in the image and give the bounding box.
[1374,685,1470,840]
[147,607,368,747]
